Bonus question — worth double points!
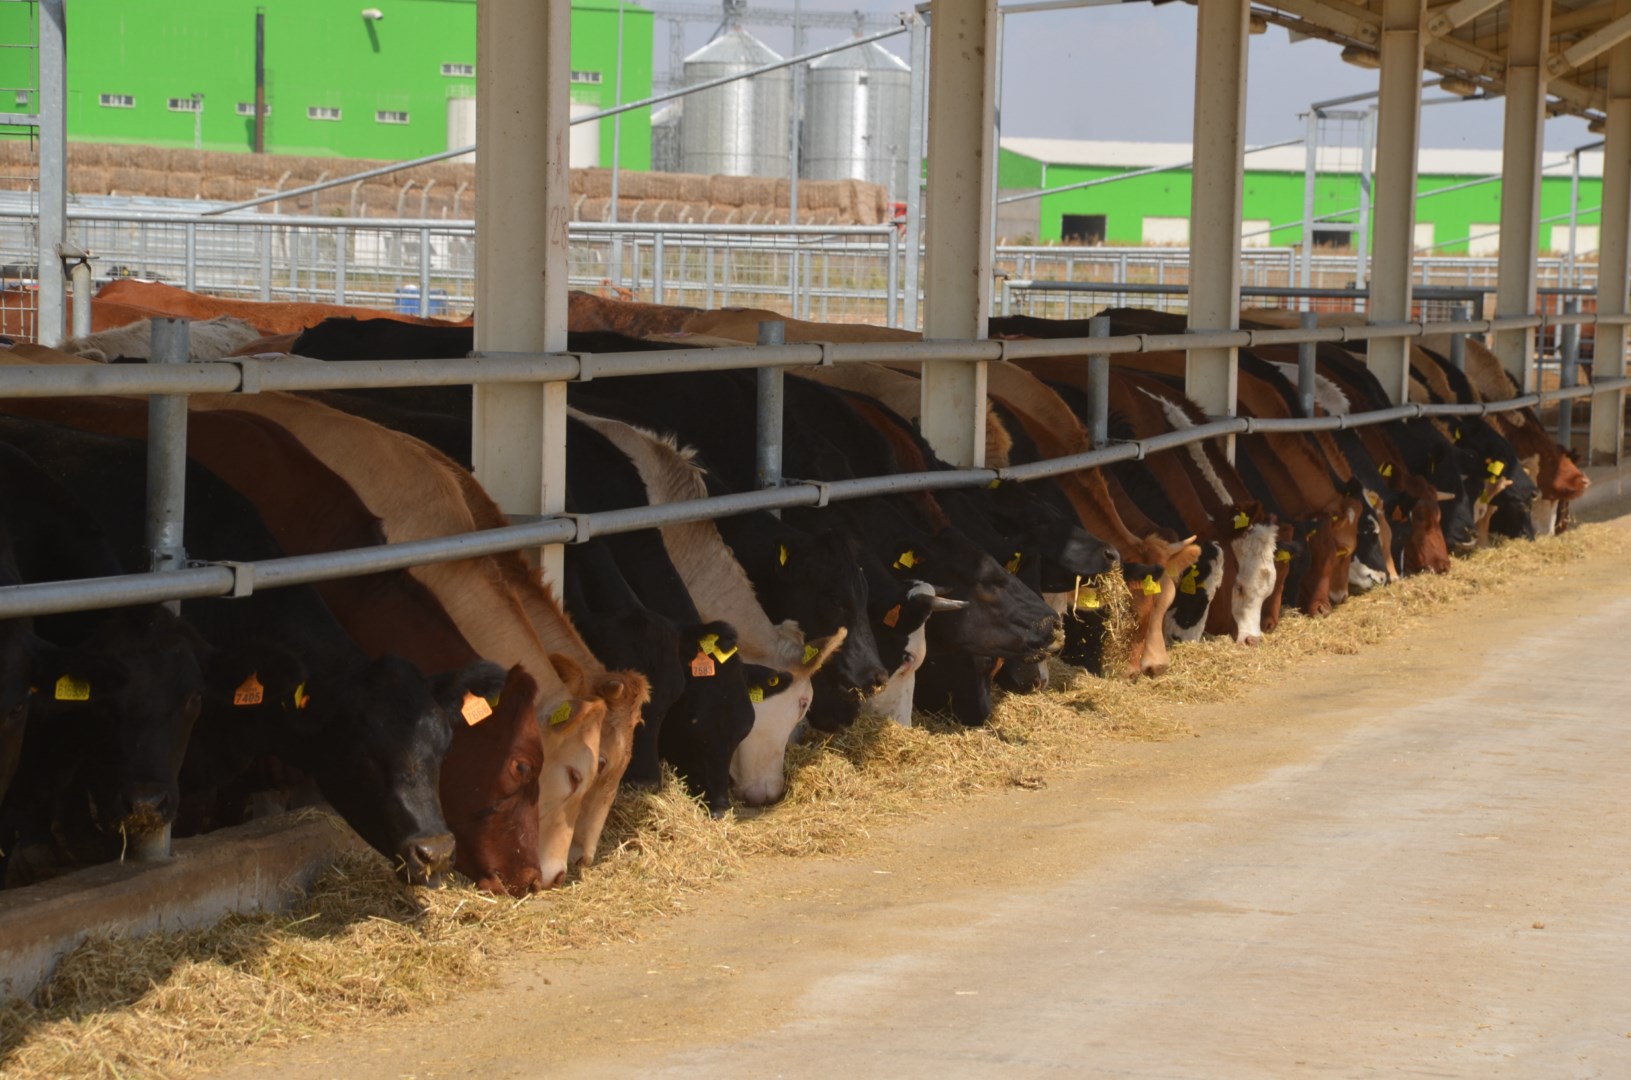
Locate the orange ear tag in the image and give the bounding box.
[882,604,901,628]
[461,691,493,726]
[233,673,265,707]
[690,653,717,678]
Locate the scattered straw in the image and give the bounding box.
[2,523,1624,1079]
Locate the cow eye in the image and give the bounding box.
[597,754,608,773]
[510,757,532,782]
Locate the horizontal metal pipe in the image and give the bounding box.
[1244,414,1348,433]
[993,335,1146,359]
[997,441,1144,481]
[1337,321,1423,342]
[0,362,243,398]
[1242,326,1351,347]
[1538,383,1599,403]
[583,344,824,378]
[0,379,1603,619]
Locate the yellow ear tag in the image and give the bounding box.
[548,701,573,727]
[1075,587,1101,610]
[1141,574,1161,596]
[1379,463,1394,478]
[1179,566,1199,595]
[1365,491,1382,511]
[1274,548,1292,563]
[1233,511,1250,530]
[987,478,1001,490]
[892,549,918,570]
[293,683,310,710]
[1452,428,1461,442]
[748,686,765,704]
[690,652,717,678]
[882,604,901,628]
[233,673,265,707]
[1005,552,1022,574]
[699,634,737,663]
[54,674,91,702]
[461,691,493,726]
[1487,459,1505,477]
[803,644,819,664]
[1307,526,1319,538]
[1335,547,1351,559]
[777,543,789,567]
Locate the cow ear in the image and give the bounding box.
[793,627,848,675]
[31,647,131,707]
[206,642,307,711]
[741,664,795,701]
[431,659,507,717]
[549,653,590,697]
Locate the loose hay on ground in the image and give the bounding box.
[3,523,1624,1079]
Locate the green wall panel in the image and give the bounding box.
[0,0,652,167]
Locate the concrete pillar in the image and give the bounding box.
[1492,0,1550,391]
[1186,0,1249,430]
[1593,0,1631,464]
[473,0,571,580]
[919,0,998,469]
[1367,0,1425,404]
[36,0,66,346]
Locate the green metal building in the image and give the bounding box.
[998,137,1604,257]
[0,0,653,168]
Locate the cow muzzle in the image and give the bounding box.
[399,831,455,887]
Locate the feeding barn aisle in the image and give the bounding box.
[211,531,1631,1080]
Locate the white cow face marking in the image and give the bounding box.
[729,672,814,807]
[1230,525,1278,645]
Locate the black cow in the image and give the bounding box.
[0,417,502,886]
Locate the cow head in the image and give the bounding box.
[729,626,845,807]
[659,621,763,817]
[1260,529,1303,634]
[569,669,648,869]
[535,654,608,889]
[1165,541,1223,644]
[1218,503,1279,645]
[761,529,889,713]
[1421,436,1478,553]
[912,532,1062,662]
[439,665,546,897]
[42,606,207,848]
[1341,480,1391,595]
[865,582,945,727]
[301,656,501,886]
[1392,473,1452,575]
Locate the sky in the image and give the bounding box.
[655,0,1600,154]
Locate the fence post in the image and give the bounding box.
[418,227,432,315]
[335,226,348,303]
[1449,306,1467,371]
[1087,315,1111,449]
[1298,309,1319,418]
[137,316,192,860]
[755,320,786,515]
[185,222,198,291]
[1558,297,1579,447]
[886,227,899,328]
[653,232,666,304]
[259,226,273,301]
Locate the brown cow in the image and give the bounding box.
[94,279,470,336]
[0,368,551,896]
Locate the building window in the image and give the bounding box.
[1467,226,1500,257]
[1143,216,1190,246]
[1061,213,1106,245]
[376,110,410,125]
[1412,222,1436,253]
[308,106,342,121]
[441,62,475,77]
[99,93,135,108]
[168,97,202,113]
[236,102,271,117]
[1241,219,1272,249]
[570,70,602,84]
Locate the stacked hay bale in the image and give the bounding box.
[0,142,891,225]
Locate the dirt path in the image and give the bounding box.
[211,543,1631,1079]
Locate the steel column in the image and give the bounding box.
[1493,0,1551,391]
[903,11,928,332]
[1367,0,1426,404]
[145,319,191,603]
[1593,0,1631,464]
[755,320,786,499]
[1298,310,1319,417]
[919,0,997,469]
[1086,316,1110,448]
[473,0,571,581]
[36,0,67,346]
[1186,0,1249,439]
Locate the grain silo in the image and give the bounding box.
[651,101,682,173]
[680,28,790,178]
[804,35,911,197]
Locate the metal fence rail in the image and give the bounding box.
[3,313,1628,620]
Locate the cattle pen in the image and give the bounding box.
[6,0,1631,1074]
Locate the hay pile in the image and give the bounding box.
[0,525,1624,1079]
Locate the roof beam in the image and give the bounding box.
[1549,10,1631,73]
[1425,0,1503,38]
